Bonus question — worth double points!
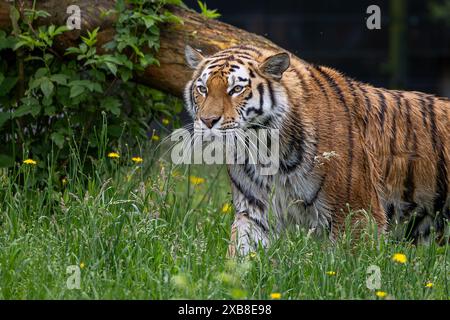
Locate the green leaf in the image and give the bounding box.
[101,97,121,116]
[0,154,14,168]
[120,69,132,82]
[70,85,85,98]
[44,104,56,116]
[12,105,32,118]
[50,74,69,85]
[40,78,54,97]
[0,76,18,97]
[35,67,49,79]
[104,62,117,76]
[50,132,65,149]
[0,111,11,128]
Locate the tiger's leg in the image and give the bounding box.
[227,211,270,257]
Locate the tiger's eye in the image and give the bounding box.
[197,86,207,94]
[231,85,243,94]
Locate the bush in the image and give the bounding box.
[0,0,183,182]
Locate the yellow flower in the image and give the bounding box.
[270,292,281,299]
[62,177,68,186]
[425,281,433,288]
[171,170,181,177]
[222,203,231,213]
[162,118,170,125]
[190,176,205,185]
[326,271,336,276]
[392,253,407,264]
[132,156,143,163]
[375,291,387,298]
[23,159,37,165]
[151,134,160,141]
[249,252,257,259]
[80,262,85,269]
[107,152,120,159]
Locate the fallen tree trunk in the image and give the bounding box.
[0,1,282,97]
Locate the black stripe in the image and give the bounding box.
[418,95,428,128]
[244,91,253,101]
[267,81,275,108]
[243,160,268,190]
[207,58,227,65]
[344,77,358,106]
[189,81,196,113]
[236,46,262,56]
[427,96,439,150]
[304,67,325,96]
[427,96,448,215]
[402,99,417,211]
[236,54,253,60]
[229,172,266,212]
[315,66,354,203]
[305,174,326,206]
[257,83,264,109]
[359,86,371,137]
[239,212,269,233]
[279,114,305,173]
[291,67,308,92]
[377,90,387,131]
[386,203,395,220]
[246,83,265,116]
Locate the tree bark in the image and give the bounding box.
[0,1,282,97]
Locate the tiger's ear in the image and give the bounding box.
[185,45,205,69]
[259,52,290,80]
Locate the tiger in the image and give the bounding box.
[183,44,450,256]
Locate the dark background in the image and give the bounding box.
[184,0,450,97]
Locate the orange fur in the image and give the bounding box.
[185,45,450,247]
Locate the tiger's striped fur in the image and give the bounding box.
[184,45,450,256]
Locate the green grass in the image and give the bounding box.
[0,138,449,300]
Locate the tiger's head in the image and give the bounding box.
[183,45,291,134]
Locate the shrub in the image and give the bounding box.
[0,0,183,181]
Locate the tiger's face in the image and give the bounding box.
[184,45,290,134]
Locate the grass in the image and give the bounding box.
[0,136,449,300]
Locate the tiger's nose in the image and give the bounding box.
[201,116,221,129]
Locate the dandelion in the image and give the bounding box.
[190,176,205,185]
[23,159,37,165]
[326,271,336,276]
[79,262,85,269]
[151,134,160,142]
[425,281,433,288]
[107,152,120,159]
[222,203,231,213]
[171,170,181,177]
[270,292,281,299]
[375,291,387,298]
[132,156,143,163]
[392,253,407,264]
[162,118,170,125]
